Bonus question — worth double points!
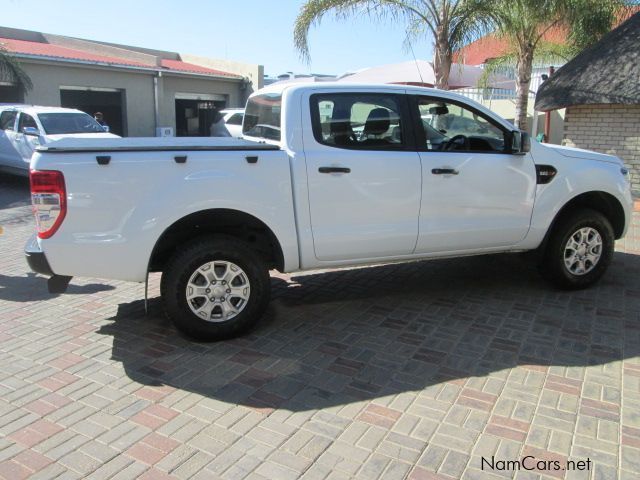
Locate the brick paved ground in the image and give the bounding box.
[1,172,639,480]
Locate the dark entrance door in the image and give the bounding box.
[60,89,125,136]
[0,85,23,103]
[175,99,226,137]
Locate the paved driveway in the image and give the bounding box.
[1,173,639,480]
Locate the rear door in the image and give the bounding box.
[411,95,536,253]
[303,91,422,261]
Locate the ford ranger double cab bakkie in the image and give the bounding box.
[25,83,633,341]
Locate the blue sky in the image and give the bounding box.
[1,0,434,76]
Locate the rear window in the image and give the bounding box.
[242,93,281,141]
[226,113,243,125]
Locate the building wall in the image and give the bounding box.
[21,62,156,136]
[158,75,243,130]
[562,104,640,193]
[182,54,263,97]
[20,61,243,137]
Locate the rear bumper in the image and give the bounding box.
[25,234,72,293]
[24,234,54,276]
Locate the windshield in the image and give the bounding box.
[38,112,107,135]
[242,93,281,141]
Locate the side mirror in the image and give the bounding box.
[511,130,530,155]
[22,126,40,136]
[102,125,110,132]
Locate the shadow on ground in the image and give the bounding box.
[96,251,640,411]
[0,174,29,210]
[0,273,115,301]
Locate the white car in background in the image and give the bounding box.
[220,108,244,137]
[0,105,119,175]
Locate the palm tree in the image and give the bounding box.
[0,46,32,96]
[294,0,485,89]
[470,0,627,129]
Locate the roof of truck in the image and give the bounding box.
[254,81,479,104]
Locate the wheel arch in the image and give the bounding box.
[148,209,285,273]
[542,191,626,250]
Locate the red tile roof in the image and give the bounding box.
[454,28,566,65]
[0,37,149,67]
[0,37,240,78]
[455,6,640,65]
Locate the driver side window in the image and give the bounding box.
[416,97,507,153]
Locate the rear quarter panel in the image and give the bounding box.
[31,148,297,281]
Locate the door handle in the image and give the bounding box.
[431,168,458,175]
[319,166,351,174]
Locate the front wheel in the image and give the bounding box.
[539,209,614,290]
[161,236,270,341]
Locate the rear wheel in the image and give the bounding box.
[161,236,270,341]
[539,209,614,289]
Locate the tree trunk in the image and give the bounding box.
[433,26,452,90]
[514,47,533,130]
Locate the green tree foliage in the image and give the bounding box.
[294,0,485,89]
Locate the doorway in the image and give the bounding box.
[60,87,125,136]
[174,93,227,137]
[0,84,23,103]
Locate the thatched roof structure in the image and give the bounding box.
[535,12,640,111]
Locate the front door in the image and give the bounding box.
[412,96,537,253]
[305,91,422,261]
[15,113,41,165]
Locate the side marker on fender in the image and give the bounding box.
[536,165,557,184]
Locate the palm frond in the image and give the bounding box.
[477,51,517,88]
[294,0,416,62]
[0,46,32,92]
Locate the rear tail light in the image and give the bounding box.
[30,170,66,239]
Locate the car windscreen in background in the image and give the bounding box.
[39,113,106,135]
[242,93,282,141]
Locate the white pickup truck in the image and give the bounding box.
[25,83,633,341]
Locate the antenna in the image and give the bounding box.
[408,40,424,84]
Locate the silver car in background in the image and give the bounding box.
[0,105,119,175]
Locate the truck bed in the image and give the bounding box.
[30,137,296,282]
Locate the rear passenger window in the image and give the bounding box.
[0,111,17,131]
[310,93,405,150]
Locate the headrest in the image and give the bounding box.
[363,108,391,136]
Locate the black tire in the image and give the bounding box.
[539,208,614,290]
[160,235,270,341]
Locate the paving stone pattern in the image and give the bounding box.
[1,174,639,479]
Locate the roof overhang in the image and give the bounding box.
[11,53,244,82]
